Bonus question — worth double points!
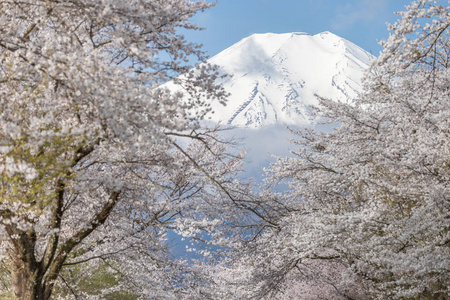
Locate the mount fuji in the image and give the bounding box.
[205,31,374,128]
[166,31,376,180]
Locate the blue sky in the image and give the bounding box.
[184,0,413,58]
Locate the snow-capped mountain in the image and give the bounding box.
[206,31,374,128]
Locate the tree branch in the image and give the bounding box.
[43,191,121,298]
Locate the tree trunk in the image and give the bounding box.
[10,258,46,300]
[10,246,50,300]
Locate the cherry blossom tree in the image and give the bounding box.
[0,1,255,299]
[212,0,449,299]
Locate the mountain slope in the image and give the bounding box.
[206,31,374,128]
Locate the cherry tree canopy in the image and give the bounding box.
[0,1,254,299]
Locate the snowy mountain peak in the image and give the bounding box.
[205,31,375,128]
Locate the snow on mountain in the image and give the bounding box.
[206,31,374,128]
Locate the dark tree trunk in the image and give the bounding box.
[7,190,121,300]
[10,257,46,300]
[6,225,49,300]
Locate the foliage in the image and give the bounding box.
[54,260,140,299]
